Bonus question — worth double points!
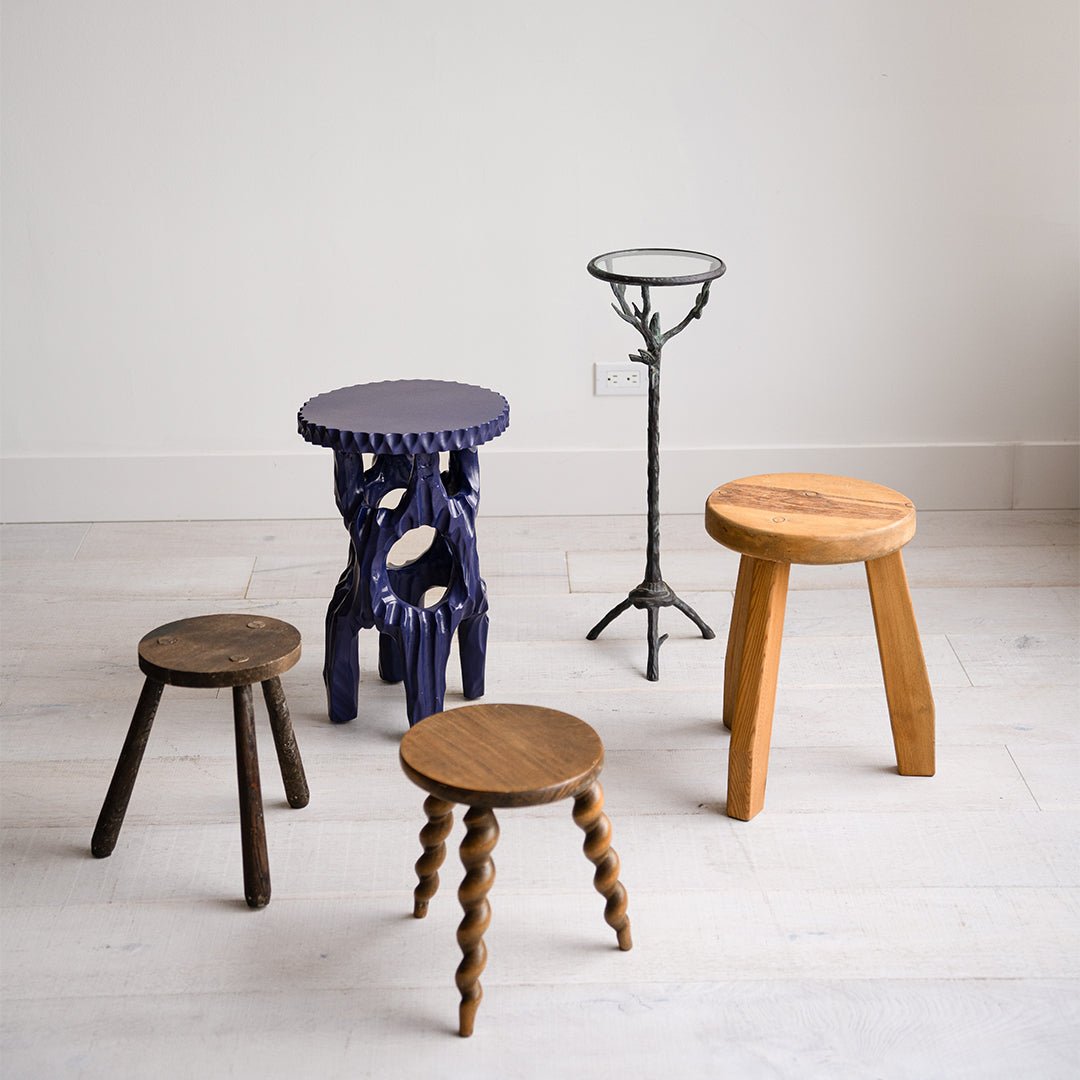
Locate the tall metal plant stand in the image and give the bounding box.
[585,248,727,680]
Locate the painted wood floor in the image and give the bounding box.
[1,511,1077,1079]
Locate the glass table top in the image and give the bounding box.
[587,248,726,286]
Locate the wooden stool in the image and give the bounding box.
[705,473,935,821]
[91,615,309,908]
[399,703,633,1037]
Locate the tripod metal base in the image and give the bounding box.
[586,580,715,681]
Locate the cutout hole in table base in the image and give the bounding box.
[387,527,455,611]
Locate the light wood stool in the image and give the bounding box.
[91,614,309,908]
[399,703,632,1037]
[705,473,935,821]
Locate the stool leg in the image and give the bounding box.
[723,555,755,731]
[261,677,310,809]
[325,561,362,724]
[378,632,405,684]
[458,612,488,700]
[91,677,165,857]
[866,551,935,776]
[413,795,454,917]
[572,780,632,951]
[456,806,498,1037]
[234,684,271,909]
[400,617,453,727]
[726,557,790,821]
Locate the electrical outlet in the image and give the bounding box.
[594,362,646,396]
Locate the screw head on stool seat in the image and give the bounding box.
[705,473,917,565]
[138,614,301,688]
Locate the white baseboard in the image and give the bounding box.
[1,443,1077,522]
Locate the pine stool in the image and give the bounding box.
[91,615,309,908]
[399,703,633,1037]
[705,474,935,821]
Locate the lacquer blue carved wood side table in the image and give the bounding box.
[586,248,727,681]
[298,380,510,727]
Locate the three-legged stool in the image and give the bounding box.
[399,703,633,1036]
[705,473,935,821]
[91,615,309,908]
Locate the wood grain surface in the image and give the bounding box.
[137,614,301,688]
[866,552,936,776]
[706,473,917,565]
[725,558,790,821]
[400,703,604,808]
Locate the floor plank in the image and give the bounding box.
[0,557,256,600]
[1006,744,1080,811]
[4,810,1076,910]
[76,519,345,561]
[568,545,1080,593]
[947,632,1079,686]
[0,522,91,562]
[4,682,1076,765]
[4,888,1077,1005]
[0,742,1036,832]
[3,979,1076,1080]
[487,586,1079,642]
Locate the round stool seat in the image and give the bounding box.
[138,614,302,689]
[705,473,916,565]
[400,704,604,808]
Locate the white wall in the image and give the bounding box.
[2,0,1077,520]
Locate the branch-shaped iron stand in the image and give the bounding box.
[586,280,715,680]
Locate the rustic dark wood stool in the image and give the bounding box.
[91,614,308,908]
[706,473,935,821]
[399,703,633,1037]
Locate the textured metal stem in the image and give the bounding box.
[455,806,498,1037]
[572,781,632,951]
[413,796,454,918]
[587,283,715,676]
[644,352,662,586]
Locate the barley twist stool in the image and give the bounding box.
[705,473,935,821]
[399,703,633,1037]
[91,615,308,908]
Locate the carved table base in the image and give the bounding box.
[325,448,489,726]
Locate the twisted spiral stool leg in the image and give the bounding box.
[413,796,454,918]
[572,780,632,951]
[455,805,499,1037]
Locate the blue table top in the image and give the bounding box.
[298,379,510,456]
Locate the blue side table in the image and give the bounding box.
[298,380,510,726]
